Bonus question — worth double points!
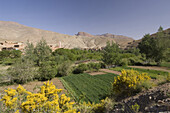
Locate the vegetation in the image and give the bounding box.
[37,61,57,81]
[0,50,22,65]
[0,81,77,113]
[8,59,37,84]
[131,103,140,113]
[112,69,151,98]
[102,42,121,66]
[0,26,169,112]
[52,48,102,61]
[138,26,170,65]
[61,73,117,103]
[110,66,169,80]
[57,61,73,77]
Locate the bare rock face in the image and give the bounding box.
[0,21,134,49]
[76,32,94,37]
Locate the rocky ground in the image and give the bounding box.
[112,83,170,113]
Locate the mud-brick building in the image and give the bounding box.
[0,41,24,51]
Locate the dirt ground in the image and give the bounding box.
[100,69,121,75]
[129,66,170,73]
[0,78,66,94]
[88,69,121,75]
[88,71,106,75]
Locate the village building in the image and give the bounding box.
[0,41,24,51]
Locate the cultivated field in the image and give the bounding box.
[61,73,117,103]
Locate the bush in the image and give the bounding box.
[0,81,77,113]
[167,73,170,82]
[87,63,101,72]
[57,61,73,76]
[37,61,57,81]
[112,69,151,98]
[73,64,88,74]
[8,59,37,84]
[120,58,129,66]
[77,97,114,113]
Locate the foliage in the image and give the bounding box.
[37,61,57,81]
[110,66,169,80]
[0,50,22,65]
[73,64,88,74]
[53,48,102,61]
[77,97,114,113]
[87,63,101,72]
[167,73,170,82]
[57,61,73,77]
[102,42,121,66]
[131,103,140,113]
[160,62,170,68]
[73,63,102,74]
[62,73,117,103]
[0,50,21,59]
[112,69,151,97]
[138,27,170,64]
[0,81,78,113]
[8,59,37,84]
[24,41,35,61]
[34,38,52,66]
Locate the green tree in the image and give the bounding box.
[102,42,121,66]
[38,61,57,81]
[138,34,154,60]
[34,39,52,66]
[24,41,35,61]
[138,27,170,65]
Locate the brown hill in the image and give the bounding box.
[0,21,134,49]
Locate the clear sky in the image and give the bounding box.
[0,0,170,39]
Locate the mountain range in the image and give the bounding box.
[0,21,134,49]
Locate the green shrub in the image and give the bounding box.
[57,61,72,76]
[131,103,140,113]
[8,59,37,84]
[120,58,129,66]
[73,64,88,74]
[87,63,101,72]
[38,61,57,81]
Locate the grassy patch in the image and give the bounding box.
[160,62,170,68]
[110,66,169,85]
[62,73,117,103]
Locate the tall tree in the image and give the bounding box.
[24,41,35,61]
[102,42,121,66]
[138,27,169,65]
[34,38,52,66]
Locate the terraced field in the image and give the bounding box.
[61,73,117,103]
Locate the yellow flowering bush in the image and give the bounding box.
[77,97,113,113]
[113,69,151,97]
[0,81,78,113]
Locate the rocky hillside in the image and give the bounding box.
[0,21,134,49]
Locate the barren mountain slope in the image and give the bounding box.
[0,21,134,49]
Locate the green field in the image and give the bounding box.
[61,73,117,103]
[160,62,170,68]
[110,66,169,79]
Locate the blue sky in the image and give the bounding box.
[0,0,170,39]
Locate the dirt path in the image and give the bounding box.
[100,69,121,75]
[129,66,170,73]
[0,78,66,94]
[88,71,106,75]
